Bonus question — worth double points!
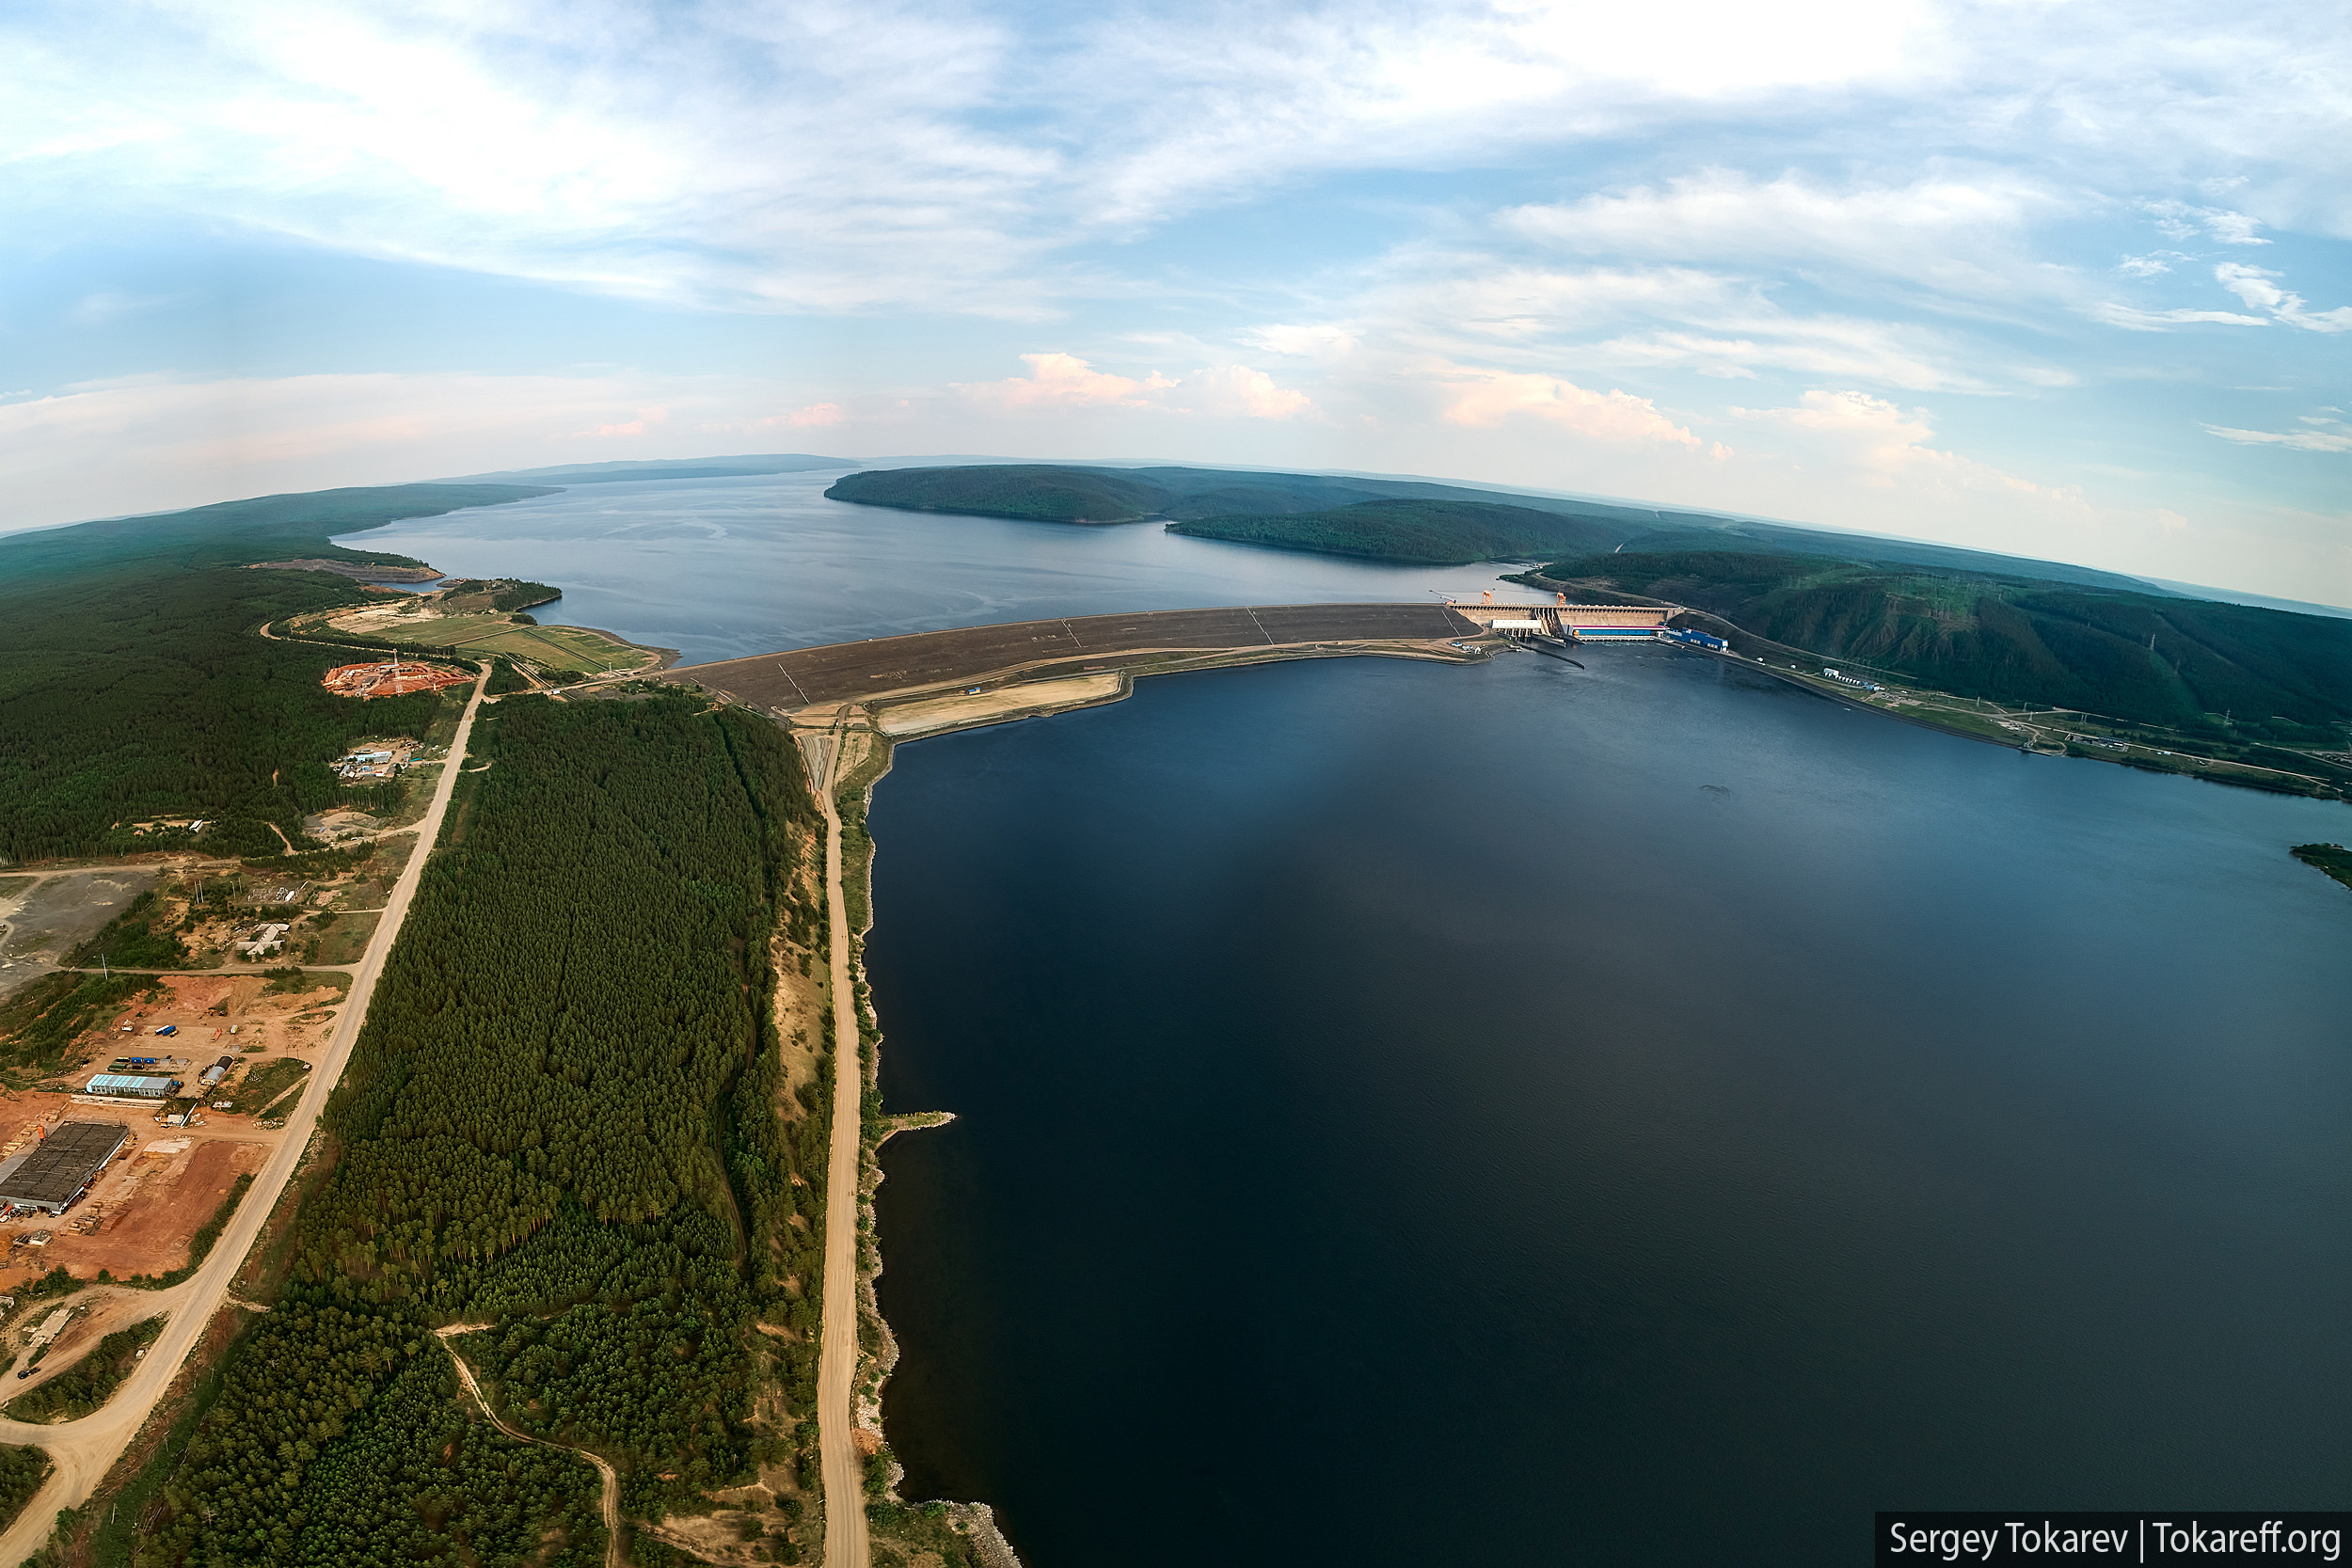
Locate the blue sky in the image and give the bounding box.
[2,0,2345,599]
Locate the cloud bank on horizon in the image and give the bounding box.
[1,0,2346,600]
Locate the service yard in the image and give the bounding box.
[0,969,343,1286]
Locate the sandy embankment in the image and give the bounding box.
[874,673,1124,737]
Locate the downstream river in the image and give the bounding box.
[354,472,2352,1563]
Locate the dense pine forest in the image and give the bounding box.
[826,460,1697,535]
[0,484,545,863]
[1167,498,1623,563]
[135,693,831,1564]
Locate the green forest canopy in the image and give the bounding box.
[1541,549,2352,739]
[0,483,547,862]
[1166,499,1625,564]
[141,693,830,1562]
[824,463,2178,591]
[825,462,1698,534]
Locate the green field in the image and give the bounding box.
[308,910,379,965]
[444,623,640,671]
[348,610,643,673]
[233,1055,311,1117]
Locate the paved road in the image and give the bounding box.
[0,664,491,1568]
[801,727,872,1568]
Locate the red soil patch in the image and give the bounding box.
[38,1139,262,1280]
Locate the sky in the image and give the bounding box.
[2,0,2346,601]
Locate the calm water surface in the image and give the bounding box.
[353,480,2352,1561]
[343,469,1553,664]
[865,650,2352,1565]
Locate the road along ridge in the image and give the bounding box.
[0,664,492,1568]
[802,723,873,1568]
[435,1326,622,1568]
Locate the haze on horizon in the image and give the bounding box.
[2,0,2346,605]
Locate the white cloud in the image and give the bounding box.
[0,370,792,528]
[1440,371,1707,450]
[2204,411,2352,452]
[1589,318,1986,391]
[1336,259,2026,393]
[1730,388,2073,501]
[2214,264,2352,332]
[2086,302,2269,332]
[951,353,1312,420]
[2144,199,2269,245]
[1504,170,2059,300]
[69,290,176,325]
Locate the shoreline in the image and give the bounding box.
[805,722,1027,1568]
[778,635,1500,1567]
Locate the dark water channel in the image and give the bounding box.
[866,645,2352,1565]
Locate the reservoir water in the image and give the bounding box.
[347,468,1559,665]
[865,652,2352,1564]
[350,473,2352,1562]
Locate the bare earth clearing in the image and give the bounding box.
[0,665,490,1568]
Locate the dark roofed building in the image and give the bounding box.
[0,1122,131,1215]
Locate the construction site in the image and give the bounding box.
[319,659,472,699]
[0,969,333,1283]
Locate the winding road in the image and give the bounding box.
[0,664,491,1568]
[802,724,873,1568]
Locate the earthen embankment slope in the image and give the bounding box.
[661,603,1477,712]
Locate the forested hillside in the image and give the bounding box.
[136,693,830,1564]
[826,463,2204,590]
[825,462,1688,537]
[1167,498,1625,564]
[1539,550,2352,738]
[0,484,546,862]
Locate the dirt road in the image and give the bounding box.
[802,726,872,1568]
[0,664,491,1568]
[436,1326,622,1568]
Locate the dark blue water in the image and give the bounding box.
[866,645,2352,1565]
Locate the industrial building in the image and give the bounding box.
[235,922,291,958]
[83,1072,181,1100]
[0,1122,132,1215]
